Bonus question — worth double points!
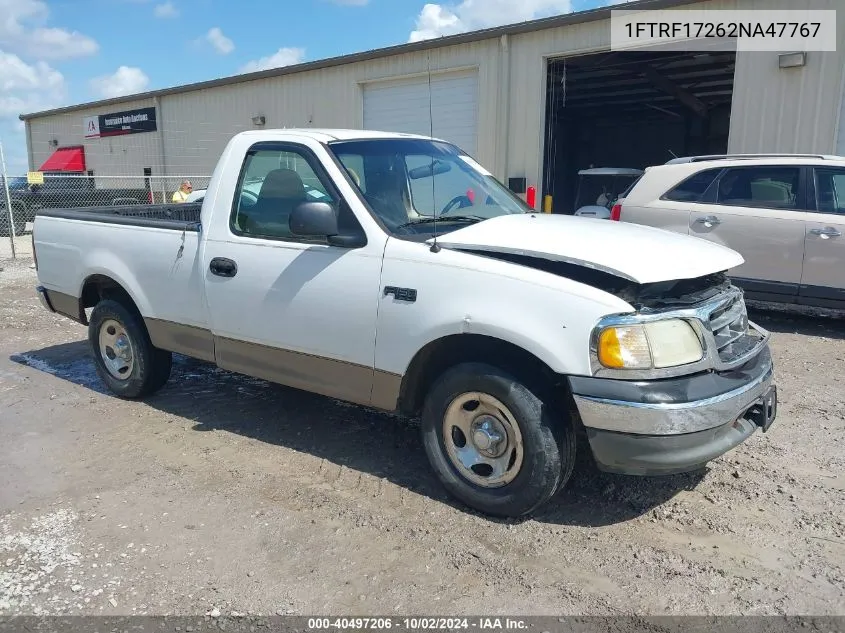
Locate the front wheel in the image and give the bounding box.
[88,299,172,399]
[421,362,575,517]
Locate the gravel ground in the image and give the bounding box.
[1,255,843,617]
[0,234,32,261]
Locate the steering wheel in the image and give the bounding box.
[240,191,258,208]
[441,195,473,215]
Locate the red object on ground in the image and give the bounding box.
[526,186,536,209]
[39,146,86,172]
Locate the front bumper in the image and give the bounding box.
[569,346,777,475]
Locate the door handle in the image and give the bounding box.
[695,215,721,228]
[209,257,238,278]
[810,227,842,239]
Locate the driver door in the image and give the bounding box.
[201,141,387,406]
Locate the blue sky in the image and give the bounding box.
[1,0,618,171]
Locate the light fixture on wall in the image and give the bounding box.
[778,52,807,69]
[48,139,59,148]
[251,115,266,126]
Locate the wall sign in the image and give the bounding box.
[83,106,157,139]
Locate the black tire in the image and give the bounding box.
[88,299,172,399]
[421,362,576,518]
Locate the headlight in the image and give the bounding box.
[597,319,703,370]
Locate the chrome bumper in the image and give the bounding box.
[570,345,775,436]
[570,346,777,476]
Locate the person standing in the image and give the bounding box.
[172,180,192,203]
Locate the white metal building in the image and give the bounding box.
[19,0,845,213]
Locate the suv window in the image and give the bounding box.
[814,167,845,214]
[231,147,338,242]
[716,166,800,209]
[663,169,721,202]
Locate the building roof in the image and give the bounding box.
[19,0,701,121]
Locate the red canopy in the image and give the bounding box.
[39,146,86,172]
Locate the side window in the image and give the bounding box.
[663,169,721,202]
[231,147,338,241]
[716,166,800,209]
[814,168,845,214]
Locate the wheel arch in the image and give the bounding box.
[396,333,573,418]
[79,274,143,325]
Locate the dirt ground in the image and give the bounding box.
[1,254,843,617]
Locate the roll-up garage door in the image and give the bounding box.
[363,69,479,157]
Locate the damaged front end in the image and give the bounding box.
[468,250,732,311]
[467,248,768,376]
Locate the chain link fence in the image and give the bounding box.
[1,174,210,258]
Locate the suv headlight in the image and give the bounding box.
[597,319,703,370]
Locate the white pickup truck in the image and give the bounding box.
[32,129,778,517]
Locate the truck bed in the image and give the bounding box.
[36,202,203,231]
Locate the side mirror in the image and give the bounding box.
[290,201,338,237]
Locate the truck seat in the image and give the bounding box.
[246,168,307,237]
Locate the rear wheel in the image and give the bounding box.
[421,362,575,517]
[88,299,172,399]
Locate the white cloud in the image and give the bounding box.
[0,50,65,117]
[0,0,98,60]
[89,66,150,99]
[154,2,179,18]
[206,27,234,55]
[0,50,67,172]
[239,47,305,74]
[408,0,573,42]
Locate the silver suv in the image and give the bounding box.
[612,154,845,310]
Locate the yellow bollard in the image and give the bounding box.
[543,195,553,214]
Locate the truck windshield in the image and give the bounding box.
[327,138,528,237]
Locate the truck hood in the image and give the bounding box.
[428,213,744,284]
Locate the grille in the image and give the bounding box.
[706,290,755,364]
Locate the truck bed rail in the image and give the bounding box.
[36,203,203,231]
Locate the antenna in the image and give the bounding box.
[427,52,440,253]
[668,148,679,158]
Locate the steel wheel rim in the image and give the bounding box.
[98,319,135,380]
[442,392,525,488]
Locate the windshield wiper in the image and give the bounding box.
[396,215,486,230]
